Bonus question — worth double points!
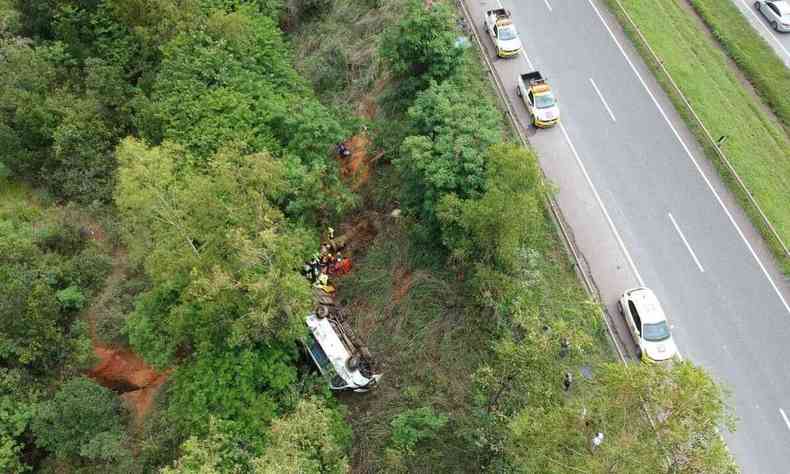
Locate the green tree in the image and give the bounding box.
[31,377,131,463]
[396,79,502,234]
[167,347,297,448]
[252,397,351,474]
[0,39,64,182]
[0,369,37,474]
[147,8,355,221]
[381,0,463,86]
[160,417,251,474]
[508,361,738,474]
[389,407,448,455]
[116,139,314,366]
[437,144,545,272]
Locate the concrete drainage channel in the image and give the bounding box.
[455,0,629,363]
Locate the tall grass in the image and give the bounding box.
[689,0,790,132]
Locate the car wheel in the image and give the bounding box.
[317,304,331,319]
[772,20,779,31]
[617,300,624,316]
[516,85,522,97]
[346,356,360,371]
[754,1,760,11]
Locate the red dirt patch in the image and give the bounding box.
[89,345,171,426]
[392,268,413,305]
[338,134,373,191]
[89,346,162,390]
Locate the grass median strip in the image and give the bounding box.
[604,0,790,274]
[689,0,790,132]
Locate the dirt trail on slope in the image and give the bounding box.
[83,249,169,426]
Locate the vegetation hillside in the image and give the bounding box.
[0,0,737,473]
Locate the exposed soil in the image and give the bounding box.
[338,134,374,191]
[82,246,169,426]
[391,268,413,305]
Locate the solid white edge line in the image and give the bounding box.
[558,123,646,287]
[737,0,790,61]
[780,408,790,431]
[586,0,790,316]
[510,16,644,286]
[668,213,705,273]
[543,0,553,12]
[589,77,617,122]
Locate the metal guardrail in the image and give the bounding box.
[610,0,790,260]
[455,0,628,363]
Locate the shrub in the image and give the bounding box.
[381,0,464,87]
[56,286,85,311]
[388,407,448,454]
[31,377,130,462]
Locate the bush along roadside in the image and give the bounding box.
[603,0,790,275]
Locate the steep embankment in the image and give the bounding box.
[84,248,169,425]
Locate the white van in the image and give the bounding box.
[303,314,381,392]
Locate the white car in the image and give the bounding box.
[755,0,790,32]
[303,313,381,392]
[618,288,678,363]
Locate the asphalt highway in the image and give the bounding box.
[729,0,790,67]
[462,0,790,471]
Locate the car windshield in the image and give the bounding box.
[499,26,517,41]
[642,321,671,342]
[774,1,790,15]
[535,92,556,109]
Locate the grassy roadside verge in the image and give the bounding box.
[688,0,790,132]
[603,0,790,274]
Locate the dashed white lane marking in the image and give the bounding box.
[736,0,790,61]
[543,0,553,12]
[508,1,644,287]
[589,77,617,122]
[668,213,705,273]
[586,0,790,316]
[780,408,790,431]
[520,49,534,69]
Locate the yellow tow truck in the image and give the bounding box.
[516,71,560,128]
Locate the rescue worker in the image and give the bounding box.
[563,372,573,392]
[335,253,352,275]
[591,432,604,452]
[336,143,351,158]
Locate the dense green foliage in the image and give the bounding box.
[31,377,132,465]
[0,0,352,471]
[509,362,737,473]
[0,0,739,472]
[381,0,464,89]
[0,197,106,375]
[166,347,297,447]
[116,139,315,367]
[397,79,503,236]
